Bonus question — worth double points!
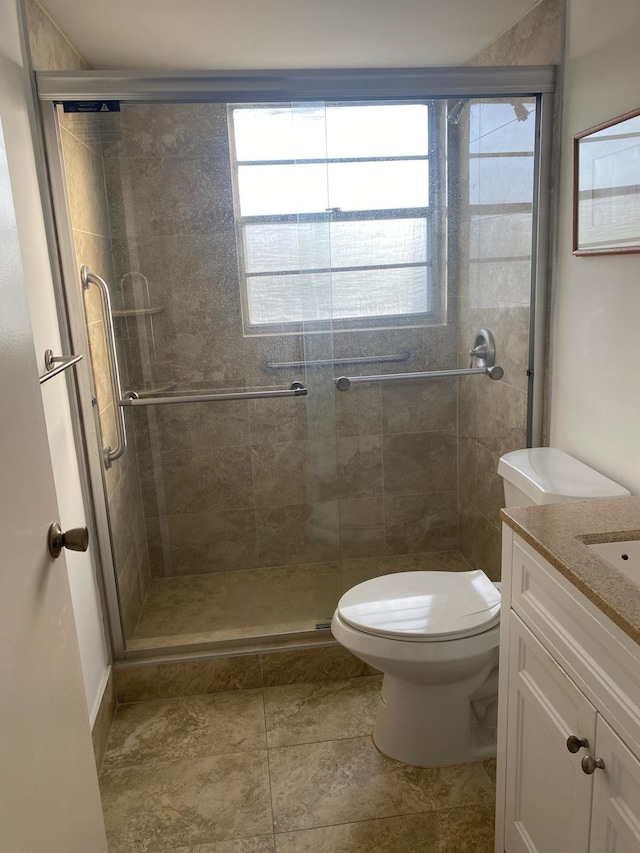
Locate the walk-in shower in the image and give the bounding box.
[37,68,554,660]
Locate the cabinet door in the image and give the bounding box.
[589,716,640,852]
[504,614,597,853]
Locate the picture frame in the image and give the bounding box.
[573,107,640,255]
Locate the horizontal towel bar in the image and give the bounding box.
[39,350,83,385]
[335,365,504,390]
[262,350,411,372]
[119,382,308,406]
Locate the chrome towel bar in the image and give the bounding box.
[335,364,504,391]
[39,349,83,385]
[335,328,504,390]
[81,265,127,468]
[119,382,308,406]
[262,350,411,372]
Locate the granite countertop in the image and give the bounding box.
[501,495,640,646]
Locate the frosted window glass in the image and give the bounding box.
[239,161,429,216]
[327,161,429,211]
[238,164,329,216]
[243,219,428,273]
[233,106,327,161]
[233,103,430,162]
[325,104,429,158]
[247,267,430,326]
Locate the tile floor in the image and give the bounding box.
[100,675,496,852]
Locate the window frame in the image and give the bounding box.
[228,99,446,335]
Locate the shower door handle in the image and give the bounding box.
[81,265,128,468]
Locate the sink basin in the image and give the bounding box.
[588,539,640,584]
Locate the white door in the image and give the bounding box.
[589,715,640,852]
[504,614,596,853]
[0,121,108,851]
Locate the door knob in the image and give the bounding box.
[581,755,605,774]
[566,735,589,753]
[48,522,89,558]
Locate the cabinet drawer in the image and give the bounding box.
[509,535,640,760]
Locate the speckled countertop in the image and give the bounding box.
[501,496,640,646]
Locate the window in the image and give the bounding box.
[229,101,440,333]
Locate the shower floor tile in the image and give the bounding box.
[131,562,341,649]
[100,676,495,852]
[130,551,472,650]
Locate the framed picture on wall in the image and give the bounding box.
[573,107,640,255]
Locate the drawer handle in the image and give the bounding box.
[566,735,589,753]
[581,755,605,774]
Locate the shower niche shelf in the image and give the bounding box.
[112,306,166,318]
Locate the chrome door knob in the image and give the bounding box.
[581,755,605,774]
[48,522,89,558]
[566,735,589,753]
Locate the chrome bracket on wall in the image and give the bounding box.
[39,349,83,385]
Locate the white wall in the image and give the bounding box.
[550,0,640,493]
[1,0,109,723]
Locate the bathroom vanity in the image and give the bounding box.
[495,497,640,853]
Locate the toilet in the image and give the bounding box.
[331,447,630,768]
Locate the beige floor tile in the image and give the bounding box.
[103,690,266,770]
[135,563,340,642]
[100,752,273,852]
[268,736,495,832]
[274,812,438,852]
[146,838,276,853]
[434,803,495,853]
[264,676,382,747]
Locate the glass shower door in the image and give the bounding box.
[49,86,545,653]
[56,99,342,649]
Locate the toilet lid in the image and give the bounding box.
[336,570,501,641]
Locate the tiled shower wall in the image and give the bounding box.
[457,0,563,580]
[100,103,461,589]
[26,0,151,640]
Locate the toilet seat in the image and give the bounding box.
[336,570,501,642]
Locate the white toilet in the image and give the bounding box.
[331,447,630,768]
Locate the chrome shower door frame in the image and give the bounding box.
[37,67,555,662]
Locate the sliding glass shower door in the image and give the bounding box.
[41,69,552,656]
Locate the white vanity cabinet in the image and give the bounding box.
[495,528,640,853]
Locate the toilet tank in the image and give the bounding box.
[498,448,630,507]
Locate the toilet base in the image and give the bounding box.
[373,666,498,767]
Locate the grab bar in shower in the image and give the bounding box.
[335,365,504,391]
[81,265,128,468]
[118,382,308,407]
[39,349,83,385]
[335,328,503,391]
[262,350,412,372]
